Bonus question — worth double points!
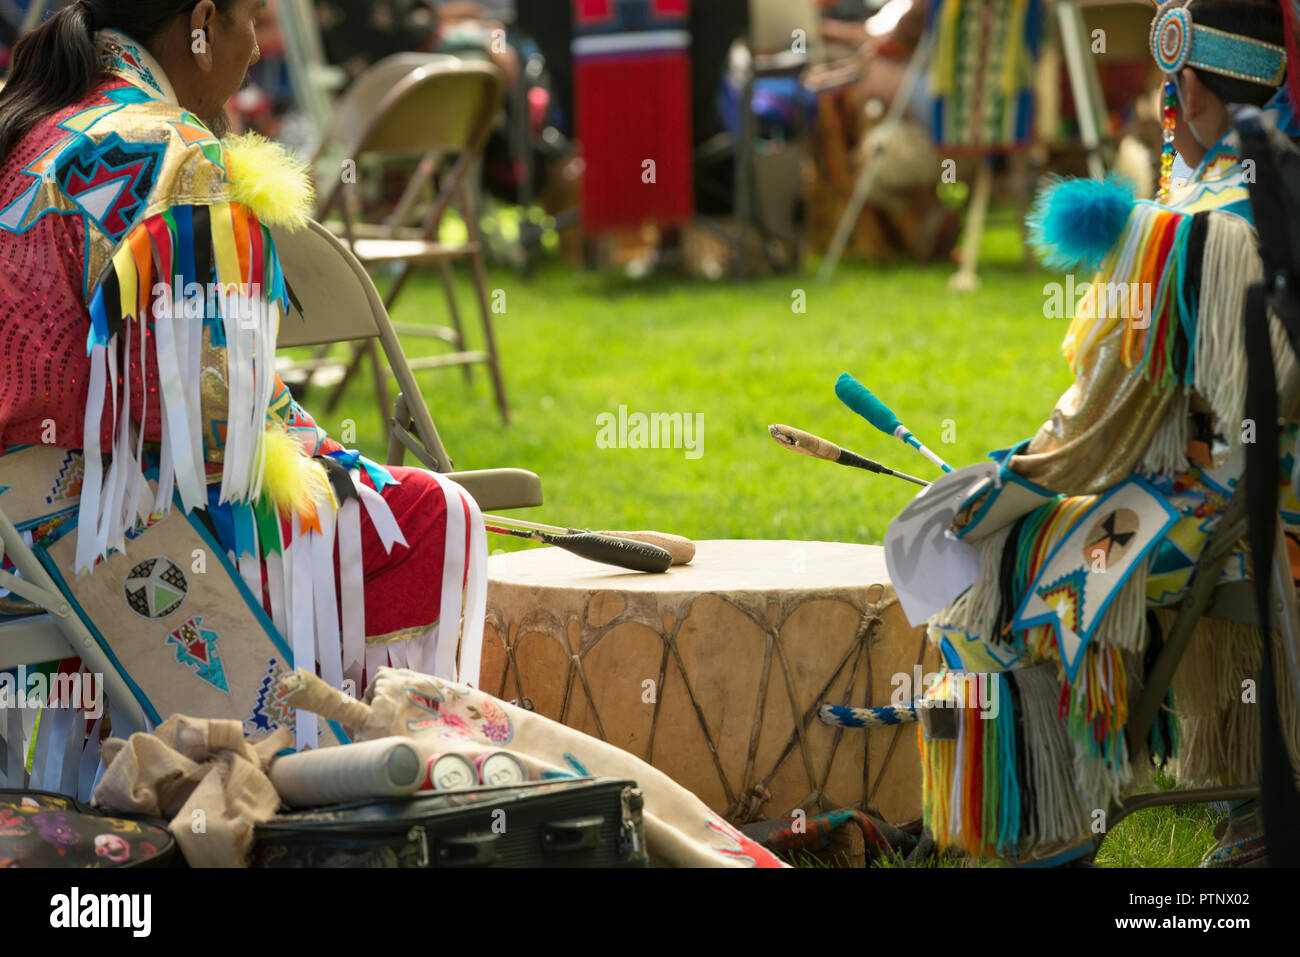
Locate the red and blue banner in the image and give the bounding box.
[572,0,694,230]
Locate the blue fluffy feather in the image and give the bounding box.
[1026,174,1136,273]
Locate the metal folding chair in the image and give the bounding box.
[298,54,512,426]
[695,0,814,278]
[270,216,541,512]
[1092,495,1300,855]
[0,499,151,792]
[1082,350,1300,859]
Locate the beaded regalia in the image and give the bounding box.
[0,31,487,768]
[898,3,1300,865]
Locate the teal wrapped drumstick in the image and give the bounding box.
[834,373,952,473]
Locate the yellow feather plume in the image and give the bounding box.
[224,133,315,231]
[258,426,333,522]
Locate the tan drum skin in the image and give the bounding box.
[480,540,939,827]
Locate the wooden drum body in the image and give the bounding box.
[480,540,939,826]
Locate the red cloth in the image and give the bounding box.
[572,0,694,231]
[351,464,470,641]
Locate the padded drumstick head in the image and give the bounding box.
[543,531,673,573]
[835,373,902,436]
[769,423,840,462]
[596,530,696,565]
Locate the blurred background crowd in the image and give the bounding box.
[0,0,1166,281]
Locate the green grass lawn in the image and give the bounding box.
[283,213,1220,868]
[295,215,1070,545]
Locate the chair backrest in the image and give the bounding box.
[0,497,148,737]
[318,53,457,158]
[749,0,822,60]
[269,218,455,472]
[323,54,505,163]
[272,218,383,348]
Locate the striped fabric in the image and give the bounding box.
[572,0,694,230]
[928,0,1042,153]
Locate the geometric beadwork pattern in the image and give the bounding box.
[123,556,189,620]
[245,658,295,737]
[54,133,165,242]
[165,616,229,694]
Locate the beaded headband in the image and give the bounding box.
[1149,0,1288,197]
[1150,1,1287,86]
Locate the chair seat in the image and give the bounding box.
[349,238,480,265]
[0,596,44,617]
[406,350,491,370]
[322,222,426,241]
[1204,580,1300,626]
[444,469,543,512]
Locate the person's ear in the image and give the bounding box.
[189,0,217,73]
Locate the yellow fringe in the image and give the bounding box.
[258,426,332,523]
[224,133,315,231]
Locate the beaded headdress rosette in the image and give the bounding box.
[1149,0,1288,196]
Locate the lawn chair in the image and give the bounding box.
[270,216,542,512]
[296,53,512,427]
[0,463,151,794]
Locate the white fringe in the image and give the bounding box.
[1193,215,1262,434]
[1170,616,1300,786]
[1016,664,1092,850]
[933,523,1013,642]
[1095,561,1150,655]
[1139,387,1191,477]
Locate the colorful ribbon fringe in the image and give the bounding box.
[78,201,289,576]
[918,671,1021,859]
[1062,202,1204,394]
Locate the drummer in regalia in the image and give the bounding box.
[904,0,1300,867]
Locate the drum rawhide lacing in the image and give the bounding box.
[483,558,937,827]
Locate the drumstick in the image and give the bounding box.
[483,514,695,565]
[485,525,673,573]
[768,424,930,488]
[835,373,953,473]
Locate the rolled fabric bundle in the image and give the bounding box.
[269,737,426,808]
[281,667,371,727]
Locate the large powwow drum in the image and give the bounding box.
[480,540,940,826]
